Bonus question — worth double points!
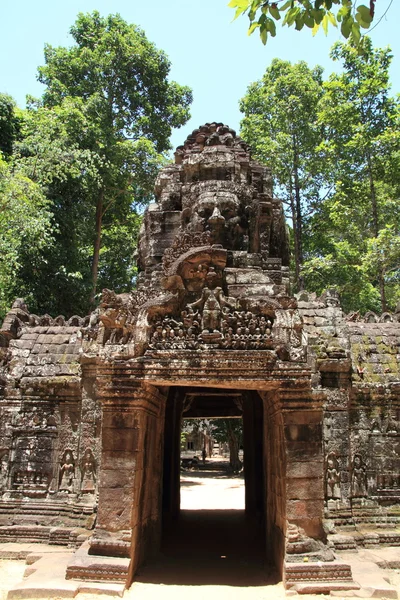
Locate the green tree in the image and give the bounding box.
[307,38,400,311]
[15,97,162,316]
[0,157,54,320]
[35,11,192,307]
[0,94,22,159]
[182,418,243,471]
[229,0,378,48]
[212,419,243,472]
[240,59,325,290]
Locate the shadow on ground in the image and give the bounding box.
[180,460,245,480]
[135,509,277,587]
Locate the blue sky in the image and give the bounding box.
[1,0,398,150]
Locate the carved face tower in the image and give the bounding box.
[134,123,296,357]
[138,122,290,275]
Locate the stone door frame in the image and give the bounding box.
[92,351,325,584]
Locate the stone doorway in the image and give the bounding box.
[159,385,285,580]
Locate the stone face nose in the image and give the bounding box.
[208,206,225,225]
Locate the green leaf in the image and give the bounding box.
[336,4,351,22]
[267,17,277,36]
[311,8,324,25]
[233,6,245,20]
[355,13,371,29]
[312,21,320,36]
[322,14,329,35]
[295,15,305,31]
[248,21,260,34]
[284,6,301,26]
[249,8,256,21]
[270,6,281,20]
[351,22,361,44]
[260,24,268,44]
[340,16,353,38]
[327,11,337,27]
[227,0,249,9]
[356,5,373,25]
[304,14,315,28]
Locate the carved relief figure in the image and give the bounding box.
[80,449,96,493]
[325,453,341,500]
[385,413,399,435]
[351,454,367,498]
[187,268,236,335]
[0,449,8,490]
[59,450,75,493]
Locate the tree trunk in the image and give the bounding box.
[366,153,387,311]
[290,192,300,289]
[90,188,104,307]
[226,420,241,472]
[292,137,304,291]
[366,153,379,237]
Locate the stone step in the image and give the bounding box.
[6,546,126,599]
[65,540,130,583]
[331,589,398,598]
[292,581,361,594]
[7,551,78,599]
[0,542,68,561]
[285,560,354,584]
[336,550,399,599]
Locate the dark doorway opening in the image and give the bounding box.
[150,386,271,586]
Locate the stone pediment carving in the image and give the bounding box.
[147,242,303,358]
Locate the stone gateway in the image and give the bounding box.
[0,124,399,590]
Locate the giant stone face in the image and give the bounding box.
[182,189,248,249]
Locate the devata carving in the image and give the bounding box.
[326,452,341,500]
[351,454,367,498]
[80,448,96,493]
[59,450,75,493]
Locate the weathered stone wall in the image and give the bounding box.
[297,292,400,549]
[0,305,99,545]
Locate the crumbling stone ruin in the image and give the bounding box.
[0,123,399,590]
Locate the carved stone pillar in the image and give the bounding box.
[90,381,166,574]
[243,391,264,517]
[283,406,325,541]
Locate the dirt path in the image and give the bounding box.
[180,463,245,510]
[0,560,26,600]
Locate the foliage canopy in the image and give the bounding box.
[240,38,400,313]
[2,12,192,317]
[228,0,378,48]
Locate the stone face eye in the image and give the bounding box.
[197,205,213,219]
[222,208,235,220]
